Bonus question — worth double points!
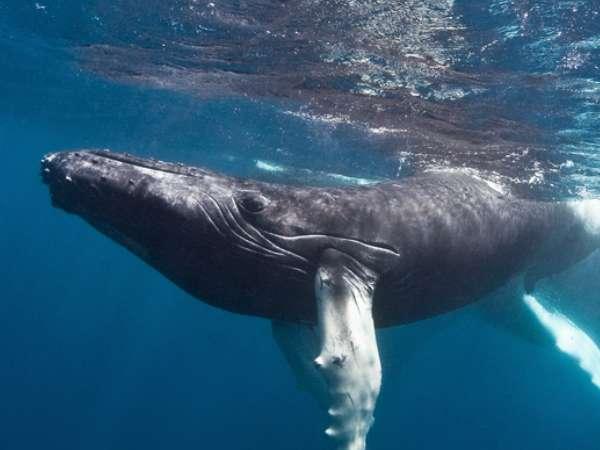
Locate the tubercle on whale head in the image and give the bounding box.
[40,149,241,248]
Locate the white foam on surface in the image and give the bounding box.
[424,167,508,195]
[368,126,409,135]
[283,109,351,126]
[523,294,600,389]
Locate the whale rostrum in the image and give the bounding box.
[42,150,600,449]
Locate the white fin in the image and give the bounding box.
[523,294,600,389]
[274,249,381,449]
[314,249,381,450]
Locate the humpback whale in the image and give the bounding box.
[42,150,600,450]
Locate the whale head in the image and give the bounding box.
[41,150,397,322]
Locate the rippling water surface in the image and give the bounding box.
[1,1,600,449]
[6,0,600,196]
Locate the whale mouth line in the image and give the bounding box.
[85,149,212,178]
[41,149,214,183]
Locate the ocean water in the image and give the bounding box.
[2,1,600,449]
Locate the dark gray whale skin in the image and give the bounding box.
[41,150,599,328]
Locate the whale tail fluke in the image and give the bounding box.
[521,200,600,389]
[523,293,600,390]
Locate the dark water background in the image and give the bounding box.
[2,1,600,449]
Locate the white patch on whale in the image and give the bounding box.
[570,199,600,235]
[523,294,600,389]
[42,153,57,163]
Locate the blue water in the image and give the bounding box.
[2,1,600,449]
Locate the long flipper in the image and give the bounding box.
[523,293,600,389]
[273,248,381,450]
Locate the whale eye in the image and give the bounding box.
[237,192,268,214]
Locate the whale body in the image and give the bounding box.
[42,150,600,450]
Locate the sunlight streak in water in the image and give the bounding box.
[254,159,379,186]
[523,294,600,389]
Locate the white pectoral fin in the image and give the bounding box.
[272,249,382,450]
[273,250,381,450]
[314,249,381,450]
[523,294,600,389]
